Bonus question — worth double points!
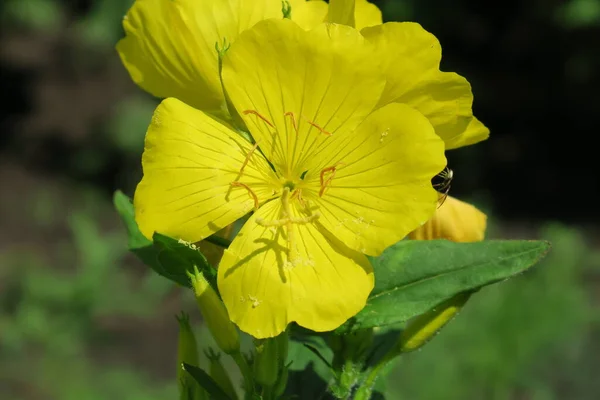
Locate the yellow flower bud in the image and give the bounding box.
[398,292,471,353]
[188,266,240,354]
[409,196,487,243]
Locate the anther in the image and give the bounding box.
[238,142,259,179]
[303,116,332,136]
[230,181,259,210]
[284,112,298,134]
[290,189,306,208]
[243,110,274,128]
[319,165,340,197]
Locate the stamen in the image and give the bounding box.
[284,112,298,134]
[255,188,321,265]
[280,188,296,262]
[303,116,332,136]
[243,110,274,128]
[256,217,290,227]
[319,165,338,197]
[238,142,259,178]
[230,181,259,210]
[290,212,320,225]
[290,188,307,208]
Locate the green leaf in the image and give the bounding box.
[112,190,217,288]
[153,233,217,288]
[338,240,551,333]
[285,333,334,399]
[365,324,403,369]
[113,190,150,249]
[182,363,232,400]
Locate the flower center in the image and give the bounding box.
[256,187,319,266]
[283,181,295,191]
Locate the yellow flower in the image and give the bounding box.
[360,22,490,150]
[117,0,381,116]
[134,20,446,338]
[117,0,281,116]
[320,2,490,150]
[409,195,487,242]
[329,13,490,237]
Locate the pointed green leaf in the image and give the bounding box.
[113,190,217,288]
[113,190,151,249]
[338,240,551,333]
[182,363,232,400]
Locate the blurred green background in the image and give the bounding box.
[1,0,599,399]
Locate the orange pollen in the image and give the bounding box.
[230,181,259,210]
[239,142,259,178]
[319,166,338,197]
[243,110,274,128]
[303,116,332,136]
[284,112,298,134]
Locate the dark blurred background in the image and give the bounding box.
[1,0,599,399]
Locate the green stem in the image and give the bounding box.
[205,234,232,249]
[332,359,359,400]
[262,385,274,400]
[231,351,253,398]
[353,358,390,400]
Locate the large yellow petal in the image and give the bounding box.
[117,0,281,115]
[361,22,488,149]
[289,0,380,30]
[326,0,355,27]
[444,116,490,150]
[134,98,277,242]
[408,196,487,242]
[300,103,446,257]
[218,199,374,338]
[222,19,385,179]
[288,0,328,30]
[355,0,383,30]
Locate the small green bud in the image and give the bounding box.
[188,266,240,354]
[253,338,280,387]
[176,313,207,400]
[205,348,238,400]
[399,292,472,353]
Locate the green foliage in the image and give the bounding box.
[339,239,550,333]
[183,363,233,400]
[76,0,134,47]
[113,191,217,289]
[107,95,158,154]
[384,224,598,400]
[2,0,62,31]
[558,0,600,28]
[285,335,333,399]
[0,190,174,399]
